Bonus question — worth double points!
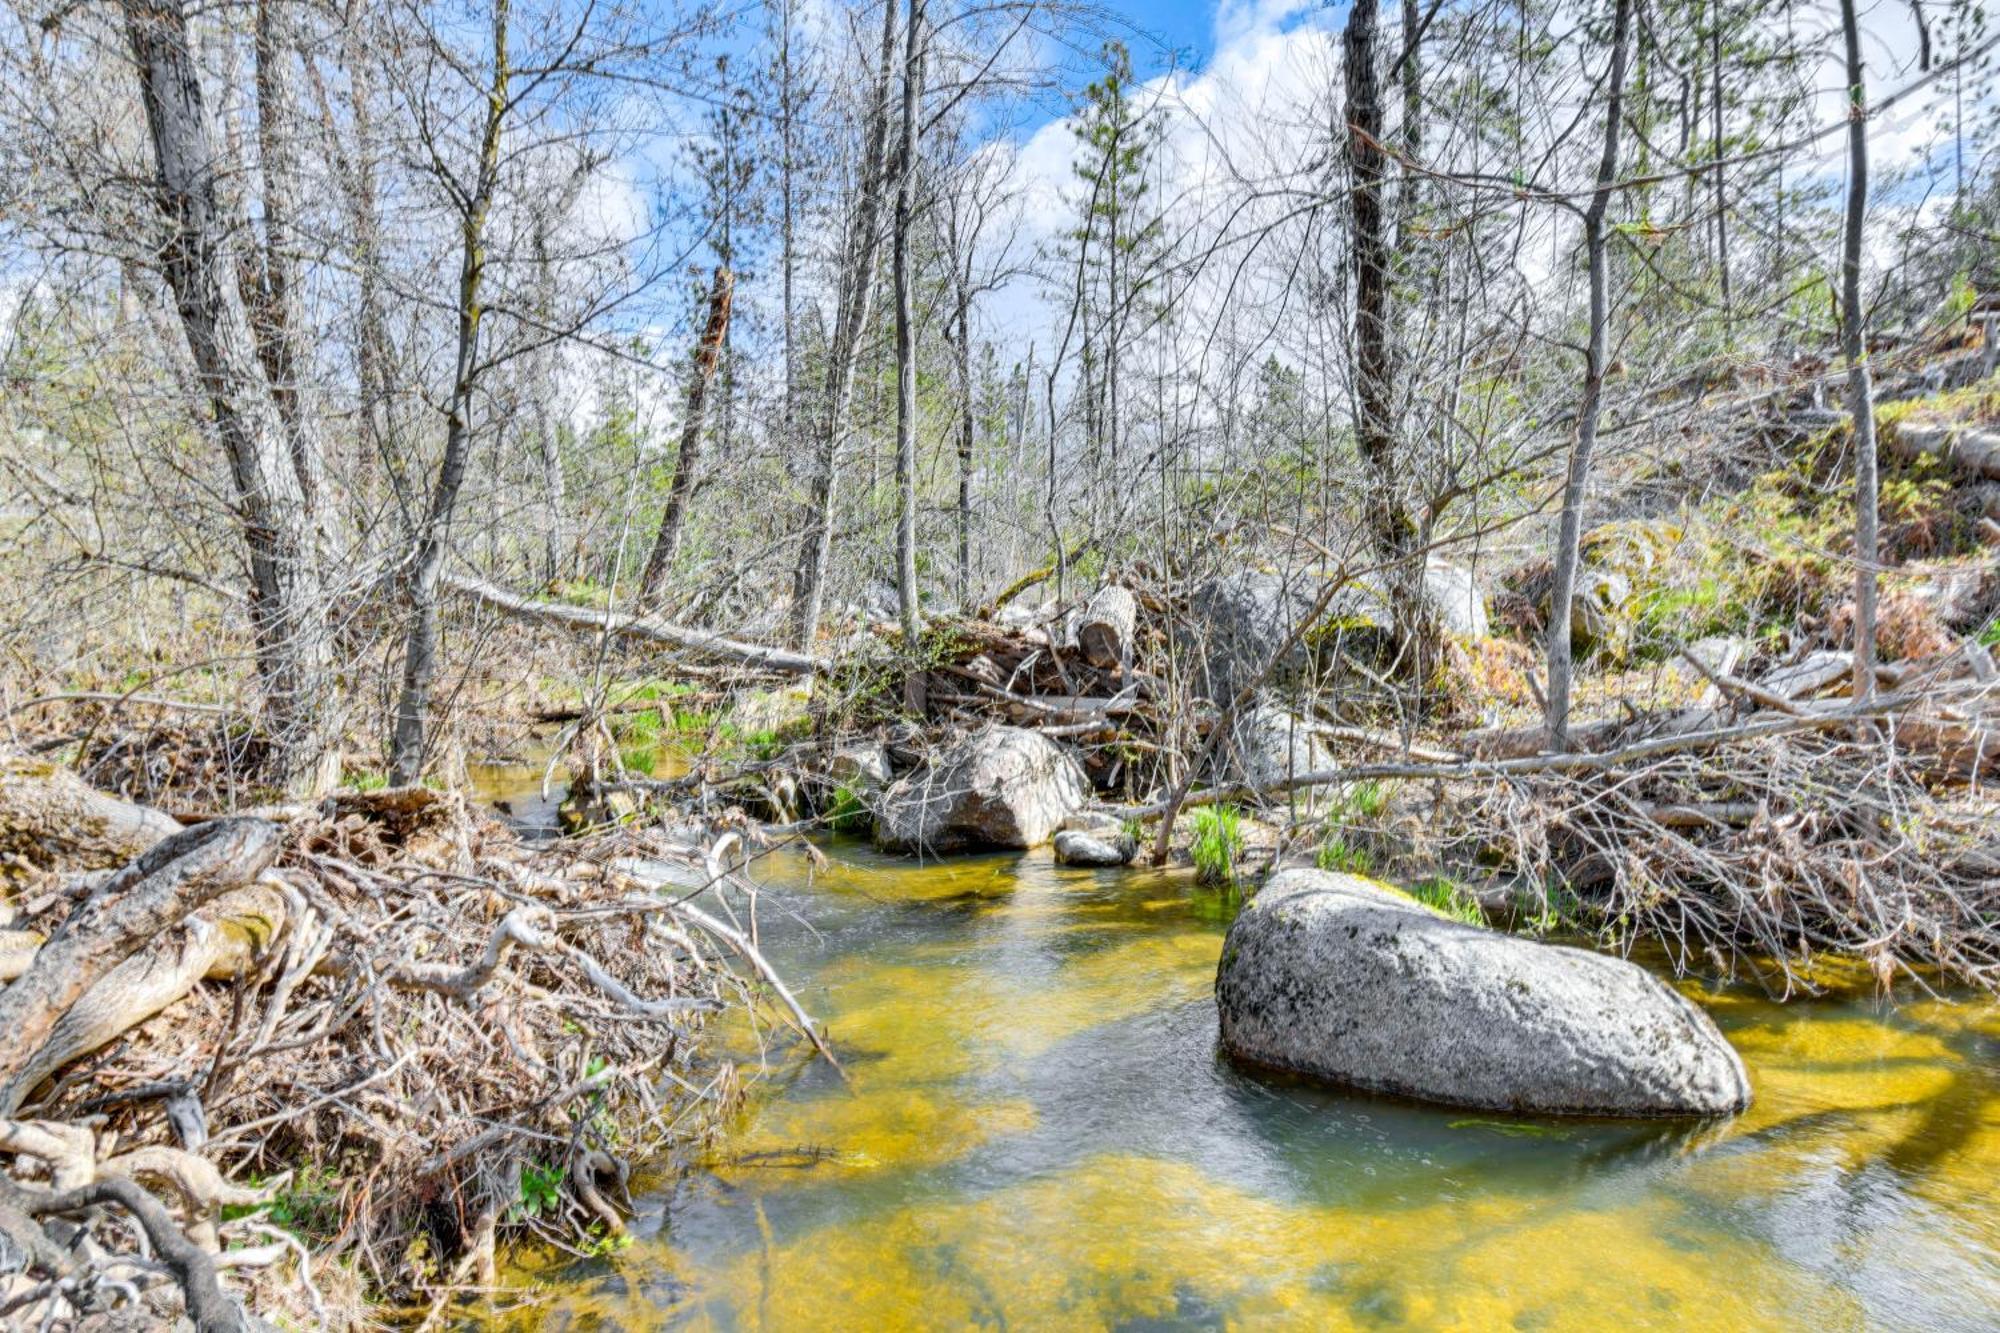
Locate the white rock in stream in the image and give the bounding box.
[1053,828,1135,867]
[874,726,1089,854]
[1216,869,1752,1118]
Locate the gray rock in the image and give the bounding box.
[1053,828,1135,867]
[875,726,1089,854]
[1187,569,1322,701]
[827,742,892,791]
[1570,567,1631,656]
[1422,561,1489,639]
[1225,702,1331,799]
[1215,869,1752,1118]
[1062,810,1126,836]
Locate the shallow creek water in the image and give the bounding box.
[473,771,2000,1330]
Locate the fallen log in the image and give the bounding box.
[2,881,286,1113]
[0,819,281,1101]
[2,754,183,877]
[1109,689,1953,820]
[1076,585,1136,669]
[444,571,824,675]
[1886,423,2000,481]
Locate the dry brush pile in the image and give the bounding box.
[0,756,819,1329]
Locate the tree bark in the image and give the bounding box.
[250,0,324,513]
[1344,0,1430,680]
[389,0,510,784]
[892,0,927,644]
[642,267,736,606]
[1840,0,1879,702]
[0,819,281,1099]
[789,0,901,649]
[1543,0,1633,751]
[122,0,337,795]
[0,756,183,874]
[2,883,285,1114]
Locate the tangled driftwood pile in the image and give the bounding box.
[0,756,819,1328]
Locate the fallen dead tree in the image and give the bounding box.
[444,569,825,675]
[0,765,825,1328]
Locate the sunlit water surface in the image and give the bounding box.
[479,786,2000,1331]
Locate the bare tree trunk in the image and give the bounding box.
[1345,0,1429,679]
[332,6,398,527]
[250,0,324,514]
[642,266,736,605]
[1711,5,1731,323]
[389,0,509,784]
[1545,0,1633,751]
[955,292,974,608]
[892,0,926,644]
[122,0,337,795]
[1840,0,1878,701]
[778,0,800,432]
[1346,0,1397,546]
[789,0,901,649]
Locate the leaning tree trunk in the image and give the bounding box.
[641,266,736,605]
[1544,0,1633,751]
[123,0,337,795]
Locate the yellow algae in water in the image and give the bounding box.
[705,1153,1853,1331]
[728,1088,1037,1176]
[998,929,1221,1060]
[1728,1009,1957,1125]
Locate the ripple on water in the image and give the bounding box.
[494,833,2000,1331]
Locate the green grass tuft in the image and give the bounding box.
[1189,805,1244,887]
[1410,875,1484,925]
[1314,835,1375,876]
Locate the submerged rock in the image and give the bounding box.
[1215,869,1752,1118]
[875,726,1088,854]
[1053,828,1135,867]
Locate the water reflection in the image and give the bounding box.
[483,806,2000,1330]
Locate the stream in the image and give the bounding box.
[472,766,2000,1330]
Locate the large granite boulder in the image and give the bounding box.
[1186,569,1321,702]
[875,727,1089,854]
[1422,561,1489,640]
[1186,568,1393,700]
[1223,702,1331,796]
[1216,869,1752,1118]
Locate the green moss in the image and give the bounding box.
[825,784,871,834]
